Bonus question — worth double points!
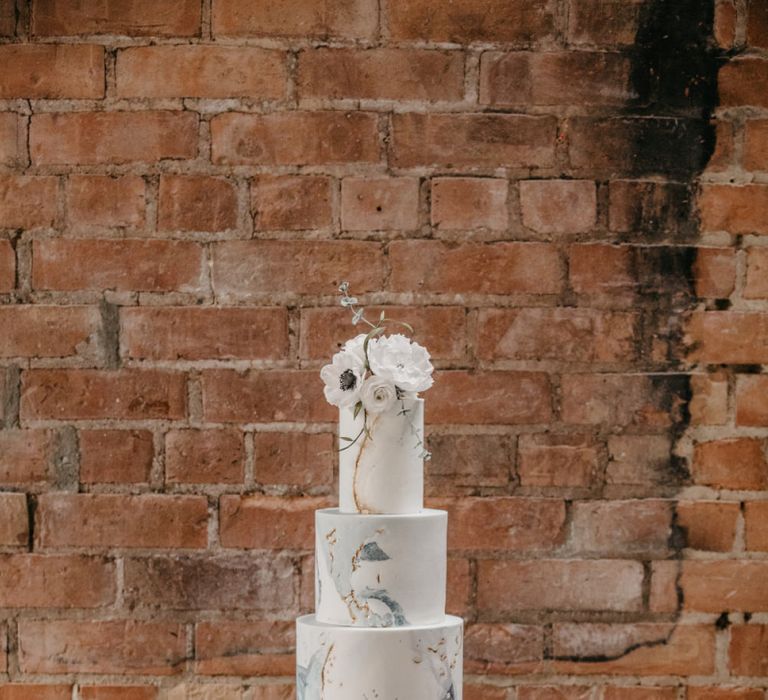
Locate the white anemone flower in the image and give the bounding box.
[367,333,434,393]
[360,375,397,414]
[342,333,368,367]
[320,349,365,408]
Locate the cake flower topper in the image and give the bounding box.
[320,282,433,458]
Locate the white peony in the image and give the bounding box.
[320,349,365,408]
[367,333,434,393]
[342,333,368,367]
[360,375,397,414]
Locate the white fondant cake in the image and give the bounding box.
[339,397,424,514]
[296,614,463,699]
[315,508,447,627]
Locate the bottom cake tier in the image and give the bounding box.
[296,614,463,699]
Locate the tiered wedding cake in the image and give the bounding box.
[296,286,463,698]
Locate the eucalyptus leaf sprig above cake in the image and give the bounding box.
[320,282,434,456]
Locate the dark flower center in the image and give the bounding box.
[339,369,357,392]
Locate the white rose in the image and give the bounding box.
[320,349,365,408]
[360,376,397,414]
[367,333,434,393]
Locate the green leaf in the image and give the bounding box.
[379,310,386,322]
[353,401,363,419]
[340,435,354,442]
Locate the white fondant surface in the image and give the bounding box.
[296,614,463,699]
[339,398,424,514]
[315,508,447,627]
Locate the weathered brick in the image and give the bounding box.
[18,619,186,675]
[649,561,679,613]
[715,0,737,48]
[251,175,333,231]
[158,175,237,233]
[0,305,100,359]
[431,177,508,232]
[464,623,544,674]
[124,554,294,610]
[79,429,153,484]
[745,501,768,552]
[519,179,597,235]
[517,687,591,699]
[341,177,419,231]
[219,495,329,549]
[0,493,28,546]
[477,559,644,612]
[743,119,768,170]
[211,111,379,165]
[568,0,643,45]
[719,58,768,107]
[0,44,103,98]
[694,248,736,299]
[389,240,562,295]
[387,0,555,42]
[603,687,677,699]
[447,558,471,615]
[0,554,114,607]
[32,239,205,293]
[391,113,556,169]
[0,429,54,484]
[212,0,377,39]
[212,240,384,298]
[428,371,551,424]
[253,432,333,488]
[682,561,768,612]
[465,685,508,700]
[202,370,334,423]
[610,181,696,238]
[569,243,634,297]
[687,689,764,700]
[426,433,514,492]
[22,369,186,421]
[117,46,286,99]
[690,372,729,426]
[0,0,13,35]
[0,687,72,700]
[66,175,146,229]
[36,494,208,549]
[0,239,13,292]
[0,112,21,166]
[677,501,739,552]
[476,308,636,362]
[699,184,768,234]
[30,111,198,165]
[687,312,768,364]
[606,434,677,491]
[121,307,288,361]
[165,429,244,484]
[195,620,294,676]
[748,0,768,46]
[744,247,768,299]
[692,438,768,490]
[0,175,58,229]
[736,375,768,426]
[729,625,768,676]
[79,689,158,700]
[518,434,598,488]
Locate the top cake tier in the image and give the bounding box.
[339,397,424,514]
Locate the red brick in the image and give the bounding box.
[0,305,100,359]
[22,369,186,421]
[213,0,377,39]
[431,177,509,232]
[219,495,329,549]
[0,44,103,98]
[0,493,28,546]
[706,119,736,172]
[0,239,13,292]
[744,120,768,171]
[0,687,72,700]
[476,308,635,362]
[686,312,768,364]
[464,623,544,674]
[720,58,768,107]
[18,619,186,675]
[202,370,334,424]
[606,434,676,491]
[158,175,237,232]
[166,429,244,485]
[252,175,333,231]
[713,0,737,48]
[37,494,208,549]
[0,112,21,166]
[690,372,729,426]
[465,685,509,700]
[299,305,467,362]
[477,559,643,613]
[195,620,294,676]
[748,0,768,47]
[694,248,736,298]
[122,306,287,362]
[211,111,379,166]
[447,558,471,615]
[0,623,5,671]
[250,687,293,700]
[608,181,691,235]
[391,113,556,169]
[79,429,154,484]
[66,175,145,229]
[428,371,551,424]
[518,434,598,488]
[677,501,739,552]
[253,432,333,488]
[744,247,768,298]
[603,688,677,700]
[745,501,768,552]
[519,179,597,235]
[692,438,768,490]
[569,243,634,297]
[682,561,768,612]
[212,240,384,298]
[699,184,768,234]
[30,111,198,165]
[0,554,114,607]
[341,177,419,231]
[0,429,54,484]
[432,497,565,552]
[32,239,205,293]
[0,0,13,35]
[79,689,158,700]
[568,0,643,45]
[481,52,631,107]
[569,500,673,556]
[517,688,592,700]
[736,376,768,427]
[426,433,514,492]
[33,0,201,36]
[688,688,765,700]
[117,46,285,99]
[388,0,555,42]
[649,561,679,613]
[298,48,463,101]
[729,625,768,675]
[0,175,57,229]
[124,554,293,610]
[389,240,562,295]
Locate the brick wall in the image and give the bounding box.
[0,0,766,698]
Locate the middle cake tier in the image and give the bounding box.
[315,508,446,627]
